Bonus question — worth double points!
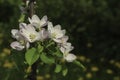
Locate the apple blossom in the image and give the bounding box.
[28,15,47,30]
[64,53,77,62]
[19,23,41,43]
[59,42,74,54]
[10,0,85,77]
[47,22,66,42]
[11,14,78,63]
[54,36,69,44]
[10,41,25,51]
[10,29,30,50]
[59,42,76,62]
[39,28,49,41]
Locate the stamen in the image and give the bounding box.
[29,34,36,41]
[19,40,25,45]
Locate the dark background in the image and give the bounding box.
[0,0,120,80]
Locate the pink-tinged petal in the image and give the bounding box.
[40,29,49,40]
[27,24,36,31]
[10,41,24,51]
[64,53,77,62]
[19,23,27,29]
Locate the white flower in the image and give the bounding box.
[10,41,25,51]
[19,23,41,43]
[39,28,49,41]
[64,53,77,62]
[60,42,74,54]
[11,29,22,40]
[59,42,76,62]
[54,36,69,44]
[48,22,66,42]
[28,15,47,30]
[10,29,30,50]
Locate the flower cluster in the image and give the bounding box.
[10,15,76,62]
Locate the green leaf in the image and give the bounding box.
[37,44,44,53]
[18,14,25,22]
[25,48,39,66]
[54,47,63,57]
[74,60,85,69]
[62,68,68,76]
[46,41,55,48]
[40,53,55,64]
[55,64,62,73]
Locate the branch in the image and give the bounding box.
[29,0,35,18]
[27,62,38,80]
[27,0,38,80]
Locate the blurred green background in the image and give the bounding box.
[0,0,120,80]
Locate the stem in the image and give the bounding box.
[29,0,35,18]
[27,62,38,80]
[27,0,38,80]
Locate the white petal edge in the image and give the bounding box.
[40,15,48,27]
[19,23,27,29]
[64,53,77,62]
[32,15,40,22]
[54,25,61,30]
[10,41,24,51]
[11,29,18,38]
[48,22,53,31]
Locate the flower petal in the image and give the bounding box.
[28,15,40,23]
[10,41,24,51]
[27,24,36,31]
[60,46,66,53]
[62,30,66,35]
[26,42,30,49]
[40,15,48,27]
[59,42,74,54]
[19,23,27,29]
[63,36,69,42]
[53,36,69,43]
[54,25,61,30]
[48,22,53,31]
[32,15,40,22]
[11,29,19,39]
[64,53,77,62]
[40,29,49,40]
[19,23,41,43]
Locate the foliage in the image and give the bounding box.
[0,0,120,80]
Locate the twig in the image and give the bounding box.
[27,62,38,80]
[27,0,38,80]
[29,0,35,18]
